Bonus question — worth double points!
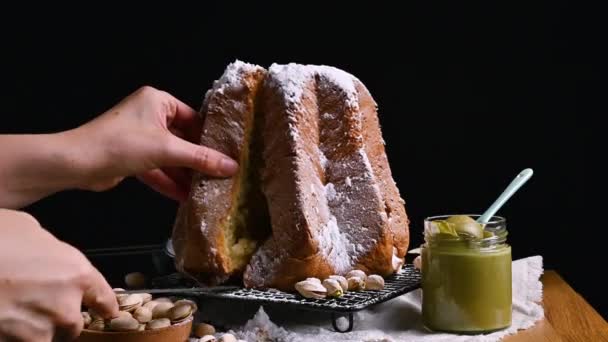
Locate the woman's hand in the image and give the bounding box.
[0,209,119,341]
[69,85,238,201]
[0,85,238,208]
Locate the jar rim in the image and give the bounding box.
[424,214,506,225]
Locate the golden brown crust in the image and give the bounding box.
[243,64,409,290]
[171,61,267,285]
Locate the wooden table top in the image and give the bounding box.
[503,271,608,341]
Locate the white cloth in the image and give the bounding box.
[198,256,544,342]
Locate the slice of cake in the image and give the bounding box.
[243,63,409,290]
[171,61,270,286]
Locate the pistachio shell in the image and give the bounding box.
[119,294,143,312]
[133,306,152,323]
[193,322,216,337]
[87,319,105,331]
[143,300,160,311]
[329,275,349,292]
[174,298,198,312]
[152,302,174,319]
[413,255,422,270]
[116,311,132,318]
[305,277,321,284]
[124,272,146,289]
[146,318,171,330]
[322,278,343,297]
[154,297,173,303]
[138,324,145,331]
[218,333,237,342]
[347,277,365,291]
[81,312,92,327]
[392,254,404,272]
[366,275,385,290]
[138,293,152,304]
[109,316,139,331]
[113,288,129,301]
[167,303,193,323]
[346,270,367,280]
[88,308,103,321]
[200,336,217,342]
[295,279,327,299]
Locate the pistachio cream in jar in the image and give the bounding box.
[421,214,512,333]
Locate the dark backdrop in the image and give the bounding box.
[1,4,596,317]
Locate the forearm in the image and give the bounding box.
[0,130,90,209]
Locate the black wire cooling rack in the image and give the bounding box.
[86,243,421,333]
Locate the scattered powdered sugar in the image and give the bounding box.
[314,65,360,111]
[345,176,352,187]
[210,59,264,96]
[324,183,337,201]
[318,147,328,170]
[317,214,353,274]
[232,307,296,342]
[268,63,312,106]
[357,148,375,180]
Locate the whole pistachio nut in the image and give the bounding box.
[138,293,152,304]
[152,302,174,319]
[347,276,365,291]
[174,298,198,312]
[346,270,367,280]
[328,275,348,292]
[295,279,327,299]
[146,318,171,330]
[118,294,143,312]
[109,316,139,331]
[193,322,216,337]
[143,300,160,311]
[365,275,385,290]
[167,303,193,323]
[113,288,129,302]
[322,278,343,297]
[133,306,152,323]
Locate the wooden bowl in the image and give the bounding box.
[75,318,193,342]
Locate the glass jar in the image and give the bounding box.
[421,214,512,333]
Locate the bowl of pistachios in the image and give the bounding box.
[76,287,196,342]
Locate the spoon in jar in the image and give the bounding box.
[477,168,534,224]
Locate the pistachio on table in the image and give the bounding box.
[365,275,385,290]
[146,318,171,330]
[347,276,365,291]
[328,275,348,292]
[346,270,367,280]
[322,278,343,297]
[295,279,327,299]
[193,322,216,338]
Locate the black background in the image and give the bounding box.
[1,4,596,317]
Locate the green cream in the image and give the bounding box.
[421,215,512,333]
